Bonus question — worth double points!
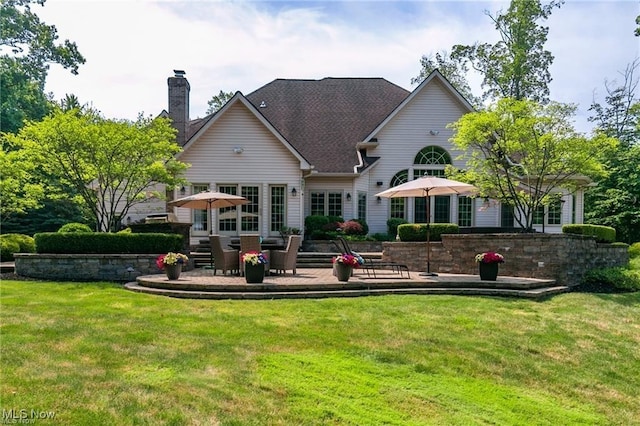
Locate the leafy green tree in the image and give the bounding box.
[412,51,482,108]
[448,98,617,231]
[0,135,44,222]
[586,60,640,243]
[6,109,190,232]
[206,90,234,114]
[0,0,85,133]
[451,0,563,104]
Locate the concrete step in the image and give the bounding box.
[125,282,570,300]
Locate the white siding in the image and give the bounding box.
[367,79,471,233]
[175,103,304,244]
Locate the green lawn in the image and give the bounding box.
[1,280,639,425]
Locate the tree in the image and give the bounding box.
[412,51,482,108]
[451,0,563,104]
[589,59,640,149]
[206,90,235,114]
[448,98,617,231]
[0,135,45,222]
[6,109,190,232]
[635,15,639,37]
[586,60,640,243]
[0,0,85,133]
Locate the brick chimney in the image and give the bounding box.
[167,70,190,145]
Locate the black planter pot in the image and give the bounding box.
[165,264,182,280]
[245,263,265,284]
[478,262,499,281]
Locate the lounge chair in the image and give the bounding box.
[335,236,410,279]
[209,235,239,276]
[270,235,301,275]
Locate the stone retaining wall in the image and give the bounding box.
[383,233,628,286]
[14,254,194,282]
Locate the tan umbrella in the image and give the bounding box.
[168,190,249,210]
[376,176,478,276]
[169,191,249,267]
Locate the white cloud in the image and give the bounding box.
[39,0,638,134]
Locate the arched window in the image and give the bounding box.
[414,146,451,165]
[414,146,452,222]
[389,170,408,219]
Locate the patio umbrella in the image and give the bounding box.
[168,191,249,267]
[376,176,478,276]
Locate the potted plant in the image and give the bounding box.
[242,251,268,283]
[156,252,189,280]
[332,253,363,282]
[474,251,505,281]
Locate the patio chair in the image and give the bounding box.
[270,235,302,276]
[210,235,239,276]
[335,236,410,279]
[239,234,268,276]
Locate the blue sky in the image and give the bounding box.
[39,0,639,133]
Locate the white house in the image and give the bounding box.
[146,70,584,245]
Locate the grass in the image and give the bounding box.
[1,280,639,425]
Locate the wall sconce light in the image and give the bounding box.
[291,187,297,197]
[377,196,382,203]
[346,193,351,201]
[233,147,244,154]
[376,181,383,186]
[429,130,439,136]
[179,186,186,195]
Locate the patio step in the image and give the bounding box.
[125,270,570,301]
[125,282,570,300]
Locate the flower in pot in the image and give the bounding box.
[156,252,189,280]
[242,251,268,283]
[474,251,504,281]
[332,253,363,282]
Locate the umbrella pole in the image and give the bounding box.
[420,193,437,277]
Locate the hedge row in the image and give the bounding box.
[562,224,616,243]
[34,233,183,254]
[397,223,460,242]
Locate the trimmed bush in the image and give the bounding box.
[305,215,330,236]
[629,242,640,259]
[34,233,183,254]
[579,267,640,293]
[387,218,408,239]
[0,234,36,261]
[562,224,616,243]
[58,223,93,233]
[0,239,20,262]
[397,223,460,242]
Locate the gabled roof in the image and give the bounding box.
[245,78,410,173]
[177,93,311,169]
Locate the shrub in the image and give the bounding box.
[397,223,459,242]
[340,220,365,235]
[579,267,640,293]
[58,223,93,233]
[387,218,408,239]
[562,224,616,243]
[0,234,36,261]
[351,219,369,235]
[34,233,183,254]
[0,239,20,262]
[629,242,640,259]
[305,215,330,236]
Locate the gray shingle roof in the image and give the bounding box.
[245,78,410,173]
